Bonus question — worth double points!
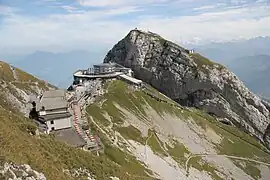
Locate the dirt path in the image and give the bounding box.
[185,154,270,176]
[144,131,154,161]
[9,65,18,81]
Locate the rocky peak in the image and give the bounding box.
[104,29,270,149]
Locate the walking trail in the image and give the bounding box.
[185,154,270,176]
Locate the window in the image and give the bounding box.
[51,127,55,131]
[50,120,54,124]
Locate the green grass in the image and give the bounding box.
[0,86,20,113]
[167,140,189,166]
[104,144,152,178]
[0,61,49,90]
[179,108,269,179]
[233,160,261,180]
[0,106,155,180]
[0,61,15,81]
[102,100,125,124]
[147,130,167,156]
[117,125,146,145]
[106,81,147,117]
[86,80,270,179]
[189,157,224,180]
[143,84,178,105]
[88,80,180,125]
[190,53,225,70]
[86,105,111,127]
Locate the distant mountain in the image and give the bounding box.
[192,37,270,97]
[228,55,270,98]
[194,36,270,64]
[11,50,104,88]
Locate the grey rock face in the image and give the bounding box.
[0,162,46,180]
[104,29,270,148]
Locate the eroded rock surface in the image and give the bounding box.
[104,29,270,148]
[0,162,46,180]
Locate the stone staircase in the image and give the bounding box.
[72,102,102,151]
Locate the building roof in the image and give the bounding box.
[52,128,86,147]
[43,89,65,98]
[39,112,72,122]
[40,97,68,110]
[73,71,123,79]
[94,63,115,67]
[119,74,142,85]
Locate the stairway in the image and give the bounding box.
[72,103,100,150]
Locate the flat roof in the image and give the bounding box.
[52,128,86,147]
[74,71,123,78]
[94,63,115,67]
[119,74,142,85]
[43,89,65,98]
[40,97,68,110]
[40,112,71,122]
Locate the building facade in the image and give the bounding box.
[94,63,116,74]
[40,113,72,132]
[37,89,72,133]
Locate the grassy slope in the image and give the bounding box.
[0,61,52,93]
[0,61,50,113]
[87,80,270,179]
[0,61,153,180]
[190,53,225,70]
[0,107,145,180]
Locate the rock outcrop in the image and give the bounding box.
[0,61,54,116]
[103,29,270,148]
[0,162,46,180]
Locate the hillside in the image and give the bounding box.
[1,29,270,180]
[104,29,270,150]
[0,60,161,180]
[86,80,270,179]
[0,60,55,114]
[1,58,270,179]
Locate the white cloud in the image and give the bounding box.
[77,0,169,7]
[0,5,18,15]
[193,5,217,10]
[137,5,270,44]
[0,1,270,53]
[193,3,226,11]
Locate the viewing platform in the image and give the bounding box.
[74,70,123,79]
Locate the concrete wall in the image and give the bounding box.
[46,117,72,132]
[48,108,68,114]
[40,108,68,115]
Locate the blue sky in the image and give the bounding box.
[0,0,270,54]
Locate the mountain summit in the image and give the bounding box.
[104,29,270,149]
[2,31,270,179]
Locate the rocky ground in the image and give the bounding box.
[1,29,270,180]
[0,61,54,115]
[87,80,270,180]
[104,29,270,149]
[0,161,46,180]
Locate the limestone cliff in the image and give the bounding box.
[103,29,270,148]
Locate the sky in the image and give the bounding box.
[0,0,270,54]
